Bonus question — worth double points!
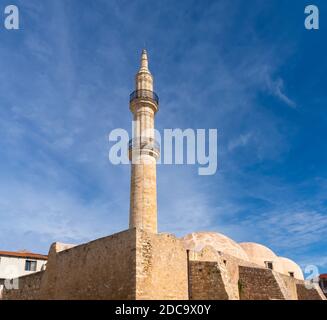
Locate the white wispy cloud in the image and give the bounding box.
[0,178,127,253]
[241,210,327,249]
[228,133,252,152]
[266,77,296,108]
[298,255,327,271]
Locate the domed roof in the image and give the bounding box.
[239,242,284,274]
[181,232,249,261]
[278,257,304,280]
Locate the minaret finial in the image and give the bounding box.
[139,49,149,72]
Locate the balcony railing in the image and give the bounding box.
[130,89,159,105]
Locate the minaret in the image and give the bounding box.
[129,49,160,233]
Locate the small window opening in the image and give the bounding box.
[265,261,273,270]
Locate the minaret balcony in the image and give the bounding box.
[130,89,159,106]
[128,137,160,159]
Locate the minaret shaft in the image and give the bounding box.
[129,50,159,234]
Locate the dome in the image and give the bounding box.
[181,232,249,261]
[278,257,304,280]
[239,242,284,274]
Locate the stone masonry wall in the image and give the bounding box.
[188,261,228,300]
[278,273,298,300]
[187,247,238,299]
[1,228,326,300]
[238,266,285,300]
[296,283,326,300]
[219,252,260,300]
[41,229,137,299]
[187,247,260,300]
[2,229,137,300]
[1,271,45,300]
[135,230,188,299]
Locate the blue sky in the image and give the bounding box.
[0,0,326,274]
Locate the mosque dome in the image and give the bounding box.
[239,242,284,274]
[181,232,250,261]
[278,257,304,280]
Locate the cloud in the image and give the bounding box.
[266,77,296,108]
[300,256,327,271]
[242,210,327,250]
[0,178,127,253]
[228,133,252,152]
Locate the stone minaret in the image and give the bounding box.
[129,49,160,233]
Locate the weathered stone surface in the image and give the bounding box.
[130,156,158,233]
[278,273,298,300]
[3,229,137,300]
[296,283,326,300]
[136,230,188,299]
[1,229,325,300]
[238,266,285,300]
[1,271,44,300]
[188,261,229,300]
[129,50,158,234]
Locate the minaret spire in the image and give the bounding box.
[139,49,150,73]
[135,49,154,92]
[129,49,159,234]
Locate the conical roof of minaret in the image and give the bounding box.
[139,49,151,73]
